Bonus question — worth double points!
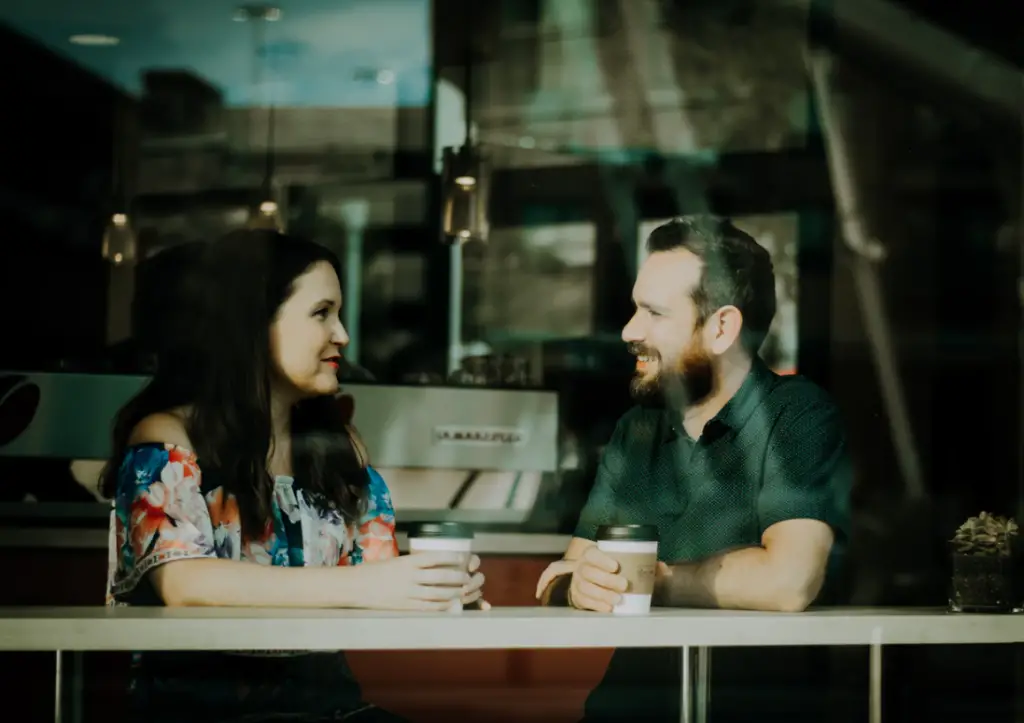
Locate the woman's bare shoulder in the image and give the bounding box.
[128,407,193,449]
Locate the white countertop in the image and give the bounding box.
[0,528,572,555]
[2,606,1022,652]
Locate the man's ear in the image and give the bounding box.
[706,305,743,355]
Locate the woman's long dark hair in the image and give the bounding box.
[100,230,370,538]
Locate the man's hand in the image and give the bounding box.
[567,546,629,612]
[535,558,577,602]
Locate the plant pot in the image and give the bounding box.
[949,551,1016,613]
[1013,535,1024,612]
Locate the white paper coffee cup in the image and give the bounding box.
[407,522,474,613]
[596,524,659,615]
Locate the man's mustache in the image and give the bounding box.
[627,343,656,357]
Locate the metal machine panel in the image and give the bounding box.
[0,372,558,472]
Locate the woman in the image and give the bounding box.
[103,230,485,723]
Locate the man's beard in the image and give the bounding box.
[628,339,715,409]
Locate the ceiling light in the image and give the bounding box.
[233,5,282,22]
[69,34,120,46]
[246,199,284,231]
[101,213,137,266]
[441,145,489,244]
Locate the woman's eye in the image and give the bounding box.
[314,308,329,319]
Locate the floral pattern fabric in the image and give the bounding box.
[103,442,402,722]
[106,442,399,605]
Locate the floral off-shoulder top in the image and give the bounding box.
[107,442,399,605]
[104,443,399,722]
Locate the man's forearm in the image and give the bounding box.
[654,546,819,612]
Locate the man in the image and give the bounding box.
[536,215,852,722]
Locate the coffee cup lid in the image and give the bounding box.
[596,524,659,542]
[407,521,475,540]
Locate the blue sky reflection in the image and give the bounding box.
[2,0,431,107]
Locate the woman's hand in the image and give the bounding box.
[461,554,491,611]
[352,551,471,611]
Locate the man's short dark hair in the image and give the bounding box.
[646,214,776,353]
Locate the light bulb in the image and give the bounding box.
[101,213,138,265]
[246,200,284,231]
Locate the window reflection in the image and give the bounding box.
[464,222,597,346]
[1,0,435,375]
[0,0,1021,720]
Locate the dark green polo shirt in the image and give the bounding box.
[576,359,852,723]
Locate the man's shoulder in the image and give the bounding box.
[757,373,848,459]
[763,371,840,422]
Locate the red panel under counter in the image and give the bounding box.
[347,556,613,723]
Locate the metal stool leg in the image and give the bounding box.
[695,647,711,723]
[54,650,63,723]
[869,638,883,723]
[679,645,691,723]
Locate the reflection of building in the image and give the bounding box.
[128,68,437,371]
[430,1,819,379]
[133,69,427,245]
[466,223,597,343]
[140,71,225,138]
[469,0,811,167]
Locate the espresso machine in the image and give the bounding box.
[0,371,559,535]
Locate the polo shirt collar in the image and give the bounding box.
[660,357,774,442]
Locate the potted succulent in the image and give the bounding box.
[949,511,1019,613]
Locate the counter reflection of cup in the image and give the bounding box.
[596,524,659,615]
[407,522,475,613]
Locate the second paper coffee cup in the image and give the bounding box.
[596,524,659,615]
[407,522,474,613]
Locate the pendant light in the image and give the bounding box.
[439,0,489,244]
[101,212,137,266]
[102,102,137,265]
[245,97,283,231]
[441,142,488,243]
[236,4,284,231]
[246,199,283,231]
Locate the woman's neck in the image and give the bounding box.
[268,389,294,476]
[271,391,293,434]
